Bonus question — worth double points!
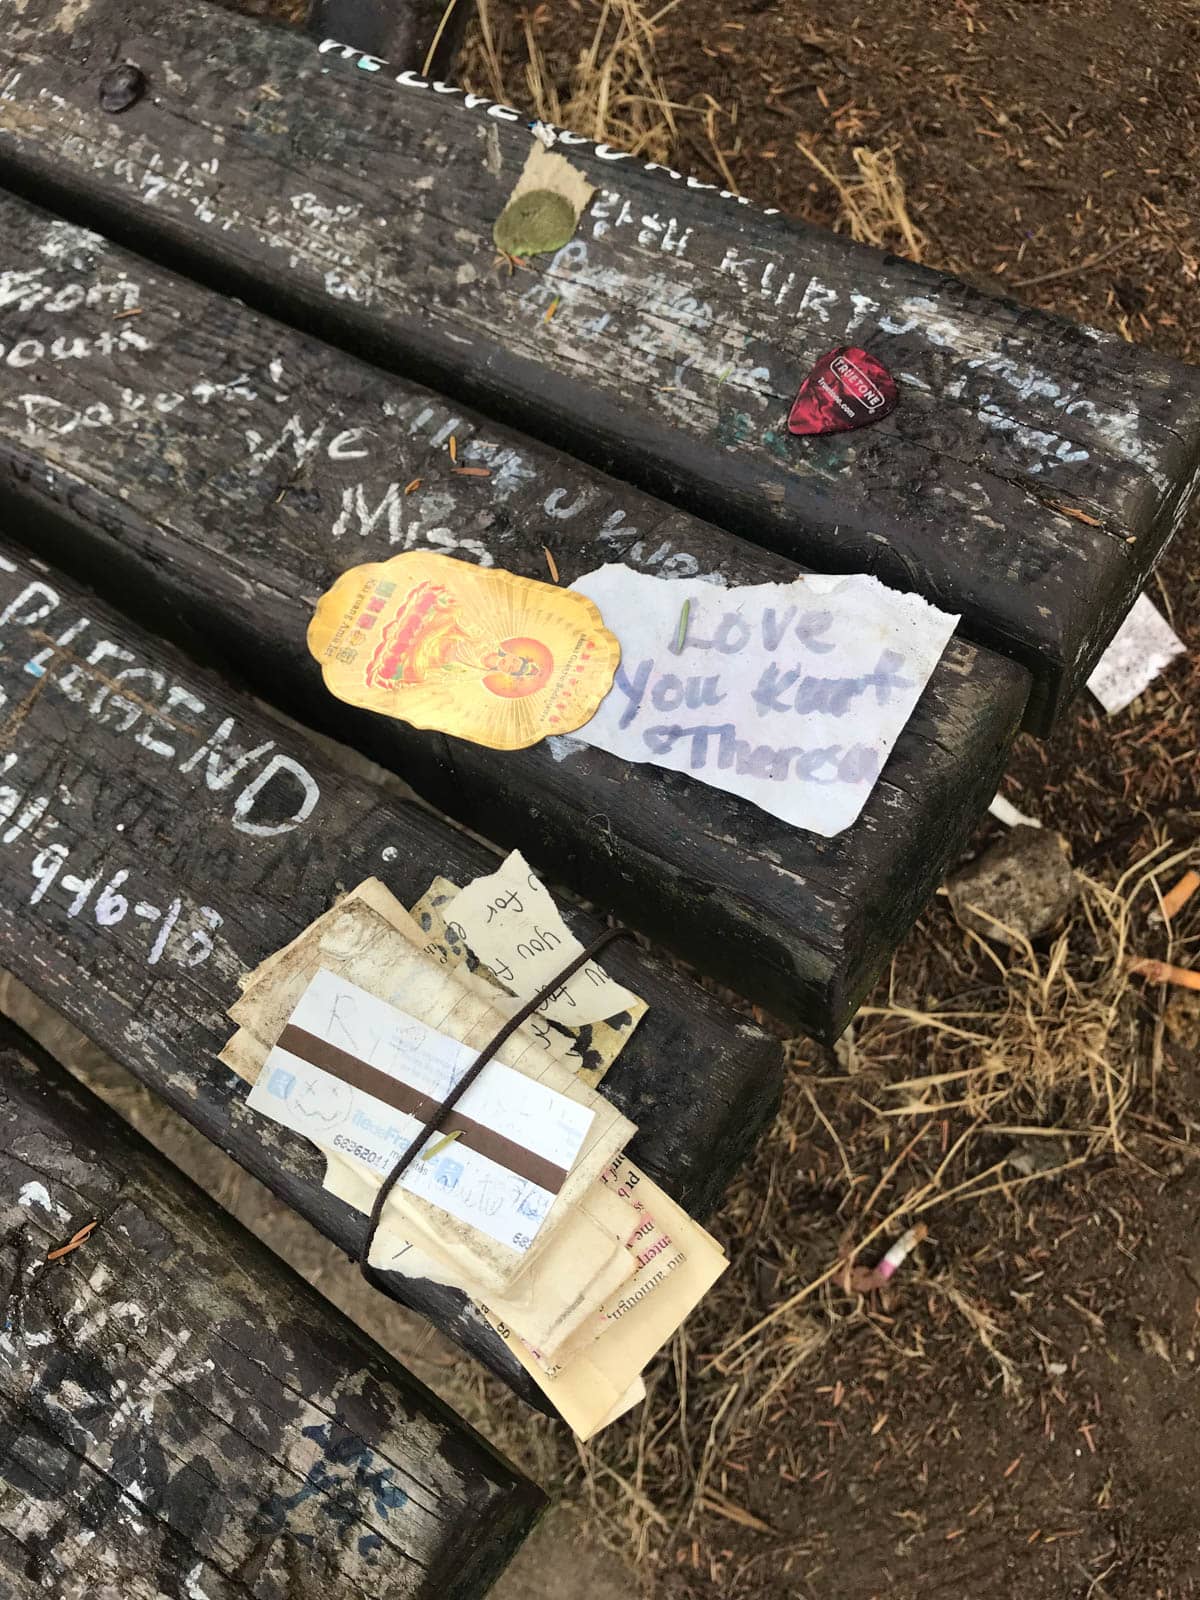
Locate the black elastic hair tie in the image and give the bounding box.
[359,925,633,1289]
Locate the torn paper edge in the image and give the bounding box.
[1087,594,1186,715]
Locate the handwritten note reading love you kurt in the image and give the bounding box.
[570,566,959,837]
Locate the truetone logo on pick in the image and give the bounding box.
[788,345,899,436]
[830,352,886,410]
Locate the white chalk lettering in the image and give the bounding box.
[0,573,324,838]
[318,42,782,215]
[333,480,405,543]
[328,427,371,460]
[231,754,321,837]
[178,717,275,790]
[5,751,224,969]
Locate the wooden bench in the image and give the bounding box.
[0,1020,545,1596]
[0,192,1029,1036]
[305,0,468,77]
[1,0,1196,727]
[0,538,783,1404]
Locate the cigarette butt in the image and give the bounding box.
[1130,958,1200,991]
[1160,870,1200,922]
[875,1222,927,1281]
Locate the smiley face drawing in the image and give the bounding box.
[291,1074,353,1132]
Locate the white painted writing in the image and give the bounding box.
[0,566,321,838]
[315,40,781,215]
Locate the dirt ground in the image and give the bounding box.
[25,0,1200,1597]
[441,12,1200,1591]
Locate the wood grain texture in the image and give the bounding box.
[0,0,1195,723]
[0,194,1028,1035]
[306,0,470,79]
[0,1022,545,1598]
[0,539,783,1405]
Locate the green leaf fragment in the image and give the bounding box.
[493,189,579,258]
[421,1129,463,1162]
[672,599,691,654]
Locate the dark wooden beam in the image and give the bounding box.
[0,538,783,1404]
[0,193,1027,1036]
[306,0,470,80]
[0,1021,545,1595]
[0,0,1195,725]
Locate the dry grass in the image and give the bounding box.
[794,142,926,258]
[859,839,1200,1150]
[462,0,751,193]
[441,837,1200,1573]
[464,0,681,162]
[463,3,930,243]
[931,1276,1021,1394]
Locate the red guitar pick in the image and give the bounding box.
[787,345,898,436]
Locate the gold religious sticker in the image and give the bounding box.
[307,552,621,751]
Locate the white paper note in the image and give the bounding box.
[988,793,1042,829]
[1087,594,1186,714]
[479,1153,727,1438]
[444,851,643,1027]
[247,969,594,1253]
[570,565,959,837]
[409,876,642,1087]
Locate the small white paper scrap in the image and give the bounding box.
[988,793,1042,829]
[1087,594,1186,715]
[446,850,642,1027]
[570,565,959,837]
[248,968,594,1253]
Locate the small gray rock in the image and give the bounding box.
[947,825,1077,947]
[1007,1134,1068,1176]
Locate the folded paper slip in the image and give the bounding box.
[479,1161,726,1438]
[483,1314,646,1441]
[541,1154,727,1371]
[221,869,723,1423]
[318,1071,727,1433]
[228,879,570,1070]
[249,969,601,1255]
[592,1379,648,1434]
[327,1144,643,1355]
[224,879,635,1291]
[445,849,643,1028]
[230,879,578,1082]
[244,1024,630,1291]
[410,871,644,1088]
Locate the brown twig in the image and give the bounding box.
[1012,239,1132,289]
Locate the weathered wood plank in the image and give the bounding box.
[0,196,1029,1035]
[0,539,783,1405]
[0,1021,545,1598]
[0,0,1195,724]
[306,0,469,79]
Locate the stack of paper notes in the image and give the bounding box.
[222,851,728,1438]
